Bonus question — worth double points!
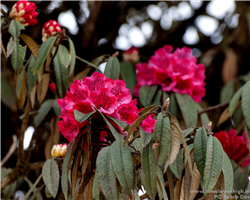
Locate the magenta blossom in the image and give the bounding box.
[57,72,156,143]
[134,45,206,103]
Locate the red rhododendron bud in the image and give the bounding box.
[122,46,140,63]
[215,129,250,167]
[49,83,56,94]
[134,45,206,103]
[51,143,68,158]
[9,0,38,27]
[42,20,62,42]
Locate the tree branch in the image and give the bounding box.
[198,102,229,115]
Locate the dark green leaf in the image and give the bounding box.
[138,126,152,147]
[156,166,169,200]
[34,99,54,127]
[10,44,26,73]
[193,127,207,179]
[168,93,178,117]
[42,159,60,198]
[233,160,250,190]
[242,81,250,133]
[182,127,195,138]
[229,86,243,116]
[110,141,135,194]
[152,89,162,105]
[169,149,183,180]
[53,100,61,116]
[220,81,235,103]
[106,116,128,130]
[16,70,24,98]
[139,85,158,107]
[33,36,56,75]
[175,93,197,128]
[8,19,24,38]
[68,38,76,76]
[27,55,37,92]
[7,36,15,57]
[104,57,120,80]
[53,52,68,98]
[120,62,136,95]
[23,174,42,200]
[58,45,70,69]
[74,110,96,123]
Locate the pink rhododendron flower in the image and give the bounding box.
[9,0,38,27]
[57,72,155,143]
[122,46,140,63]
[139,108,157,133]
[215,129,250,167]
[134,45,206,103]
[42,20,62,42]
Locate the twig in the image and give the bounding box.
[29,162,44,170]
[233,153,250,172]
[76,55,102,72]
[1,135,17,167]
[198,102,229,115]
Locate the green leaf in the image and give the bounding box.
[233,160,250,191]
[27,55,37,92]
[92,175,100,200]
[74,110,96,123]
[141,140,157,200]
[96,147,119,199]
[58,45,70,69]
[104,57,120,80]
[8,19,24,38]
[33,36,56,75]
[175,93,197,128]
[16,70,24,98]
[139,105,158,117]
[61,143,73,200]
[53,52,68,98]
[110,141,135,194]
[220,81,235,103]
[221,152,234,200]
[202,136,223,192]
[156,166,169,200]
[1,168,17,200]
[42,159,60,198]
[182,127,195,138]
[168,93,178,117]
[120,62,136,95]
[229,86,243,116]
[153,113,171,165]
[169,149,183,180]
[34,99,54,127]
[152,89,162,105]
[162,92,169,105]
[139,85,158,107]
[242,81,250,133]
[23,174,42,200]
[138,126,152,147]
[45,186,53,198]
[106,116,128,130]
[1,76,16,110]
[68,38,76,76]
[194,127,207,179]
[53,100,61,116]
[10,44,26,73]
[195,103,210,126]
[7,36,15,57]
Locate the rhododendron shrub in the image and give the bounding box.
[134,45,206,103]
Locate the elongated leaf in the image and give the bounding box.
[182,128,195,138]
[8,19,24,39]
[202,136,223,192]
[120,62,136,95]
[33,36,56,75]
[74,110,96,123]
[10,44,26,73]
[153,113,171,165]
[7,37,15,57]
[36,73,50,104]
[242,82,250,133]
[58,45,70,68]
[152,89,162,106]
[61,143,73,200]
[195,103,210,126]
[174,179,182,200]
[54,52,68,98]
[169,149,183,180]
[16,70,24,98]
[141,140,157,200]
[217,106,231,126]
[175,93,197,128]
[229,86,243,116]
[110,141,134,194]
[139,85,158,107]
[23,174,42,200]
[168,93,178,117]
[96,147,119,199]
[166,168,174,200]
[42,159,60,198]
[20,34,40,58]
[220,81,235,103]
[34,99,54,127]
[139,105,158,116]
[92,174,100,200]
[68,38,76,76]
[27,55,37,92]
[104,57,120,80]
[189,163,201,200]
[156,166,169,200]
[138,126,152,147]
[193,127,207,179]
[15,69,27,109]
[106,116,128,130]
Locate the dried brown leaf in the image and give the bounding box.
[74,67,91,81]
[167,168,174,200]
[189,163,201,200]
[222,48,237,84]
[17,70,27,109]
[37,73,50,104]
[30,85,36,108]
[20,34,39,58]
[180,177,185,200]
[174,179,182,200]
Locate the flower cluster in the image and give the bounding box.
[215,129,250,167]
[42,20,62,42]
[51,143,68,158]
[57,72,156,143]
[9,0,38,27]
[134,45,206,103]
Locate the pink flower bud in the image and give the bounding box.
[51,143,68,158]
[122,46,139,63]
[9,0,38,27]
[42,20,62,42]
[49,83,56,94]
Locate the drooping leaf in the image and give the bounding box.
[96,147,119,199]
[182,128,195,138]
[139,85,158,107]
[92,174,100,200]
[217,106,231,126]
[193,127,207,179]
[169,149,183,180]
[36,73,50,104]
[45,186,53,198]
[53,100,61,116]
[10,44,26,74]
[74,110,96,123]
[141,140,157,200]
[139,105,158,116]
[106,116,128,130]
[20,34,40,58]
[110,141,135,195]
[34,99,54,127]
[242,81,250,134]
[229,86,243,116]
[68,38,76,76]
[58,45,70,69]
[156,166,169,200]
[138,126,152,147]
[166,168,174,200]
[189,163,201,200]
[233,160,250,191]
[23,174,42,200]
[62,143,73,200]
[202,136,223,193]
[27,55,37,92]
[6,36,15,57]
[120,62,136,95]
[1,76,17,111]
[53,52,68,98]
[152,89,162,106]
[175,93,197,128]
[220,81,235,103]
[104,57,120,80]
[174,179,182,200]
[168,93,178,117]
[42,159,60,198]
[15,69,27,109]
[1,168,18,200]
[153,113,172,165]
[8,19,24,39]
[195,103,210,126]
[16,69,24,98]
[33,36,56,75]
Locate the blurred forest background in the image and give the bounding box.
[1,1,250,198]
